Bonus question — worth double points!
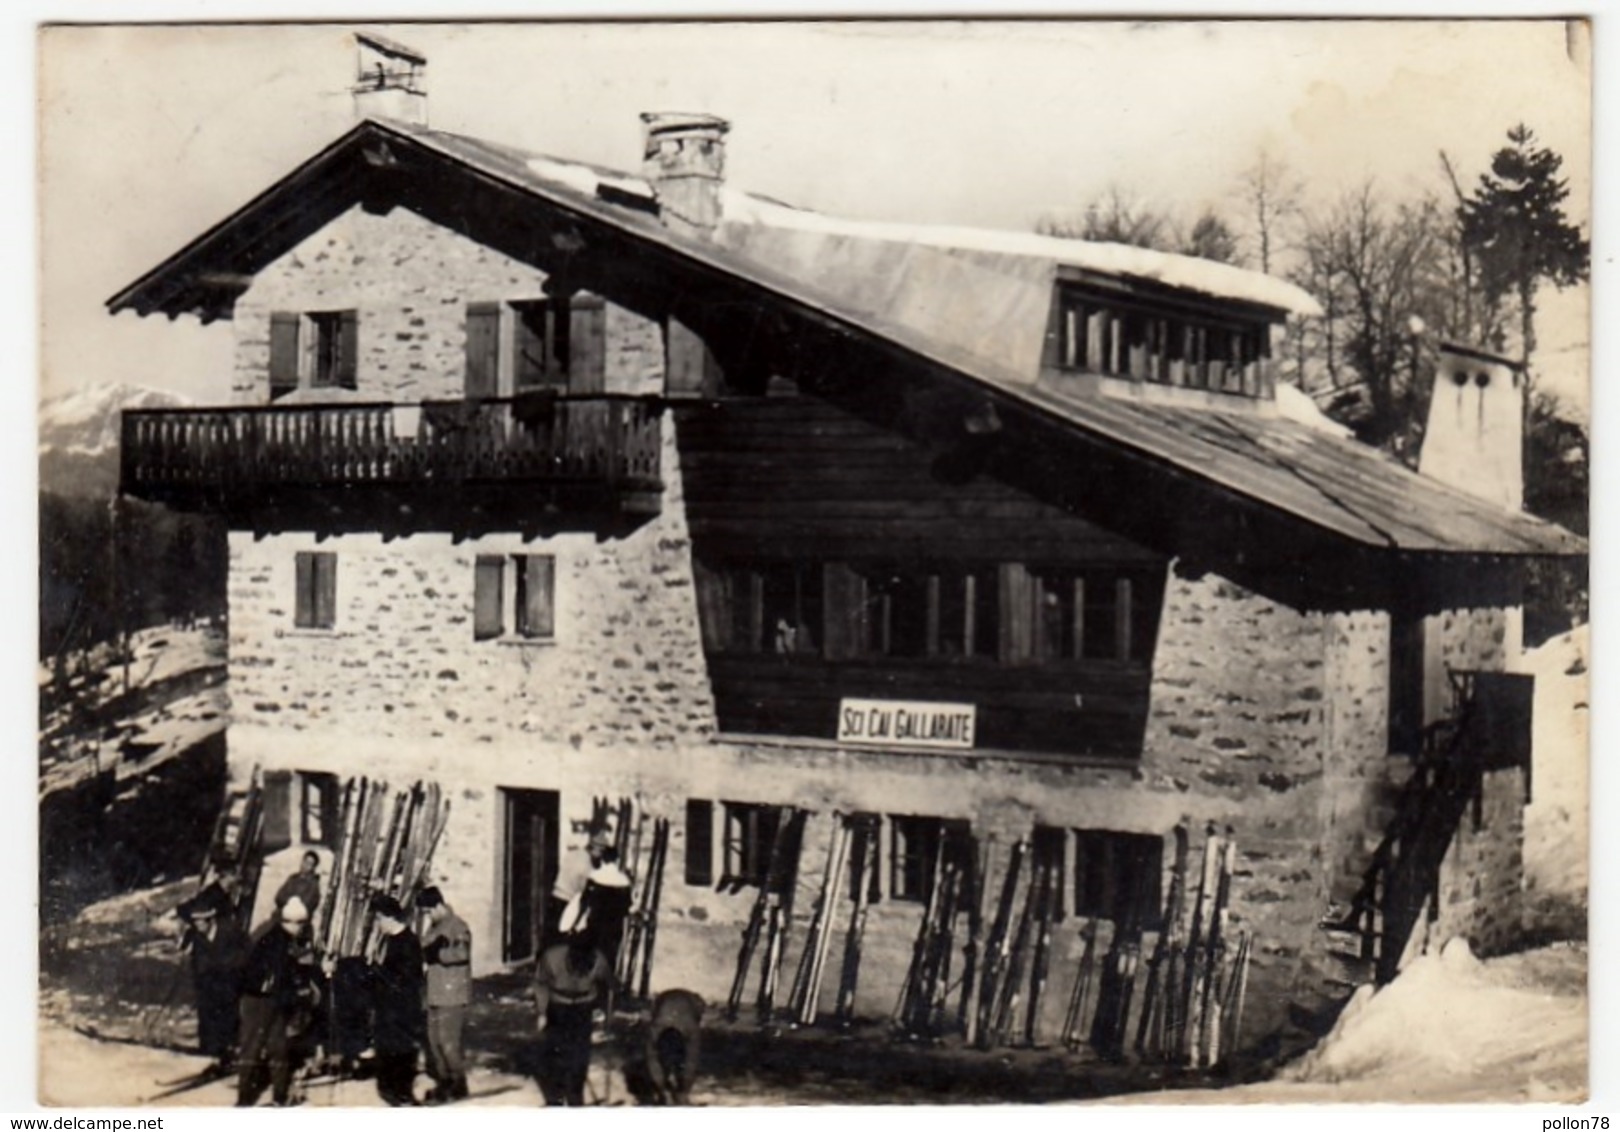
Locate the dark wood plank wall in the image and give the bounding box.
[676,397,1165,760]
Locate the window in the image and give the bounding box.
[846,812,882,904]
[464,294,606,398]
[474,554,556,642]
[1389,612,1426,755]
[1073,829,1163,930]
[268,310,358,399]
[721,802,796,890]
[695,560,822,655]
[888,815,973,904]
[1055,285,1269,399]
[293,551,337,629]
[848,565,998,660]
[1027,566,1164,664]
[299,771,342,847]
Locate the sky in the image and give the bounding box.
[37,19,1593,410]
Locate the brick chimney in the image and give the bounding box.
[640,112,730,237]
[1418,342,1524,512]
[353,32,428,126]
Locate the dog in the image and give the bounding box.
[643,989,704,1105]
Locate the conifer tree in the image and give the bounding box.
[1459,125,1589,375]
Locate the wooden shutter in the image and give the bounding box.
[691,559,732,652]
[999,563,1034,663]
[269,312,300,399]
[474,555,505,640]
[568,295,606,394]
[821,562,863,660]
[262,770,293,854]
[312,553,337,629]
[517,555,555,639]
[685,799,715,887]
[337,310,359,389]
[464,302,502,398]
[294,551,315,628]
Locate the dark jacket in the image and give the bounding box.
[183,918,248,984]
[240,926,314,1012]
[371,929,425,1053]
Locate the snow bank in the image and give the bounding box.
[1283,939,1586,1101]
[1518,626,1590,933]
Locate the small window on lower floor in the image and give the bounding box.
[1073,828,1164,931]
[299,771,342,847]
[721,802,784,889]
[888,814,974,904]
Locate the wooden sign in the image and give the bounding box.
[837,698,977,750]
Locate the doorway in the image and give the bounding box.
[501,787,559,964]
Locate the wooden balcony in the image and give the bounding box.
[121,395,665,526]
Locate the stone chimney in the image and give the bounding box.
[1418,342,1524,512]
[640,112,730,237]
[353,32,428,126]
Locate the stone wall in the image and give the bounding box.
[231,205,661,404]
[215,201,1527,1054]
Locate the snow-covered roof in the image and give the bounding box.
[723,191,1322,317]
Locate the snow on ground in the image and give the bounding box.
[1517,626,1589,932]
[39,623,226,799]
[1108,940,1586,1105]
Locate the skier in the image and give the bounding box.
[416,886,471,1103]
[175,885,247,1075]
[532,931,615,1106]
[235,896,319,1107]
[369,894,426,1107]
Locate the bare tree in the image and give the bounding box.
[1036,185,1178,251]
[1237,149,1303,275]
[1294,182,1457,457]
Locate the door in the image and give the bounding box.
[501,788,560,963]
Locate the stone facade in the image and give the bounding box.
[215,203,1529,1052]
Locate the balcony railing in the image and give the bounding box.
[121,395,664,503]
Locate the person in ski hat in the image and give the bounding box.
[273,850,323,925]
[415,886,471,1103]
[548,827,615,938]
[532,929,615,1106]
[176,884,248,1075]
[369,894,426,1106]
[573,846,633,970]
[235,896,318,1107]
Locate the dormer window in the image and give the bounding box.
[1053,283,1271,399]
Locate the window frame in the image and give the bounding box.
[720,802,783,890]
[887,814,974,905]
[268,309,358,399]
[473,553,558,644]
[1072,828,1164,930]
[298,771,342,848]
[463,293,607,398]
[1054,284,1270,399]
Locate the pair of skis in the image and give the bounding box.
[892,835,970,1041]
[787,812,853,1026]
[617,816,671,1002]
[723,806,806,1025]
[832,815,880,1028]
